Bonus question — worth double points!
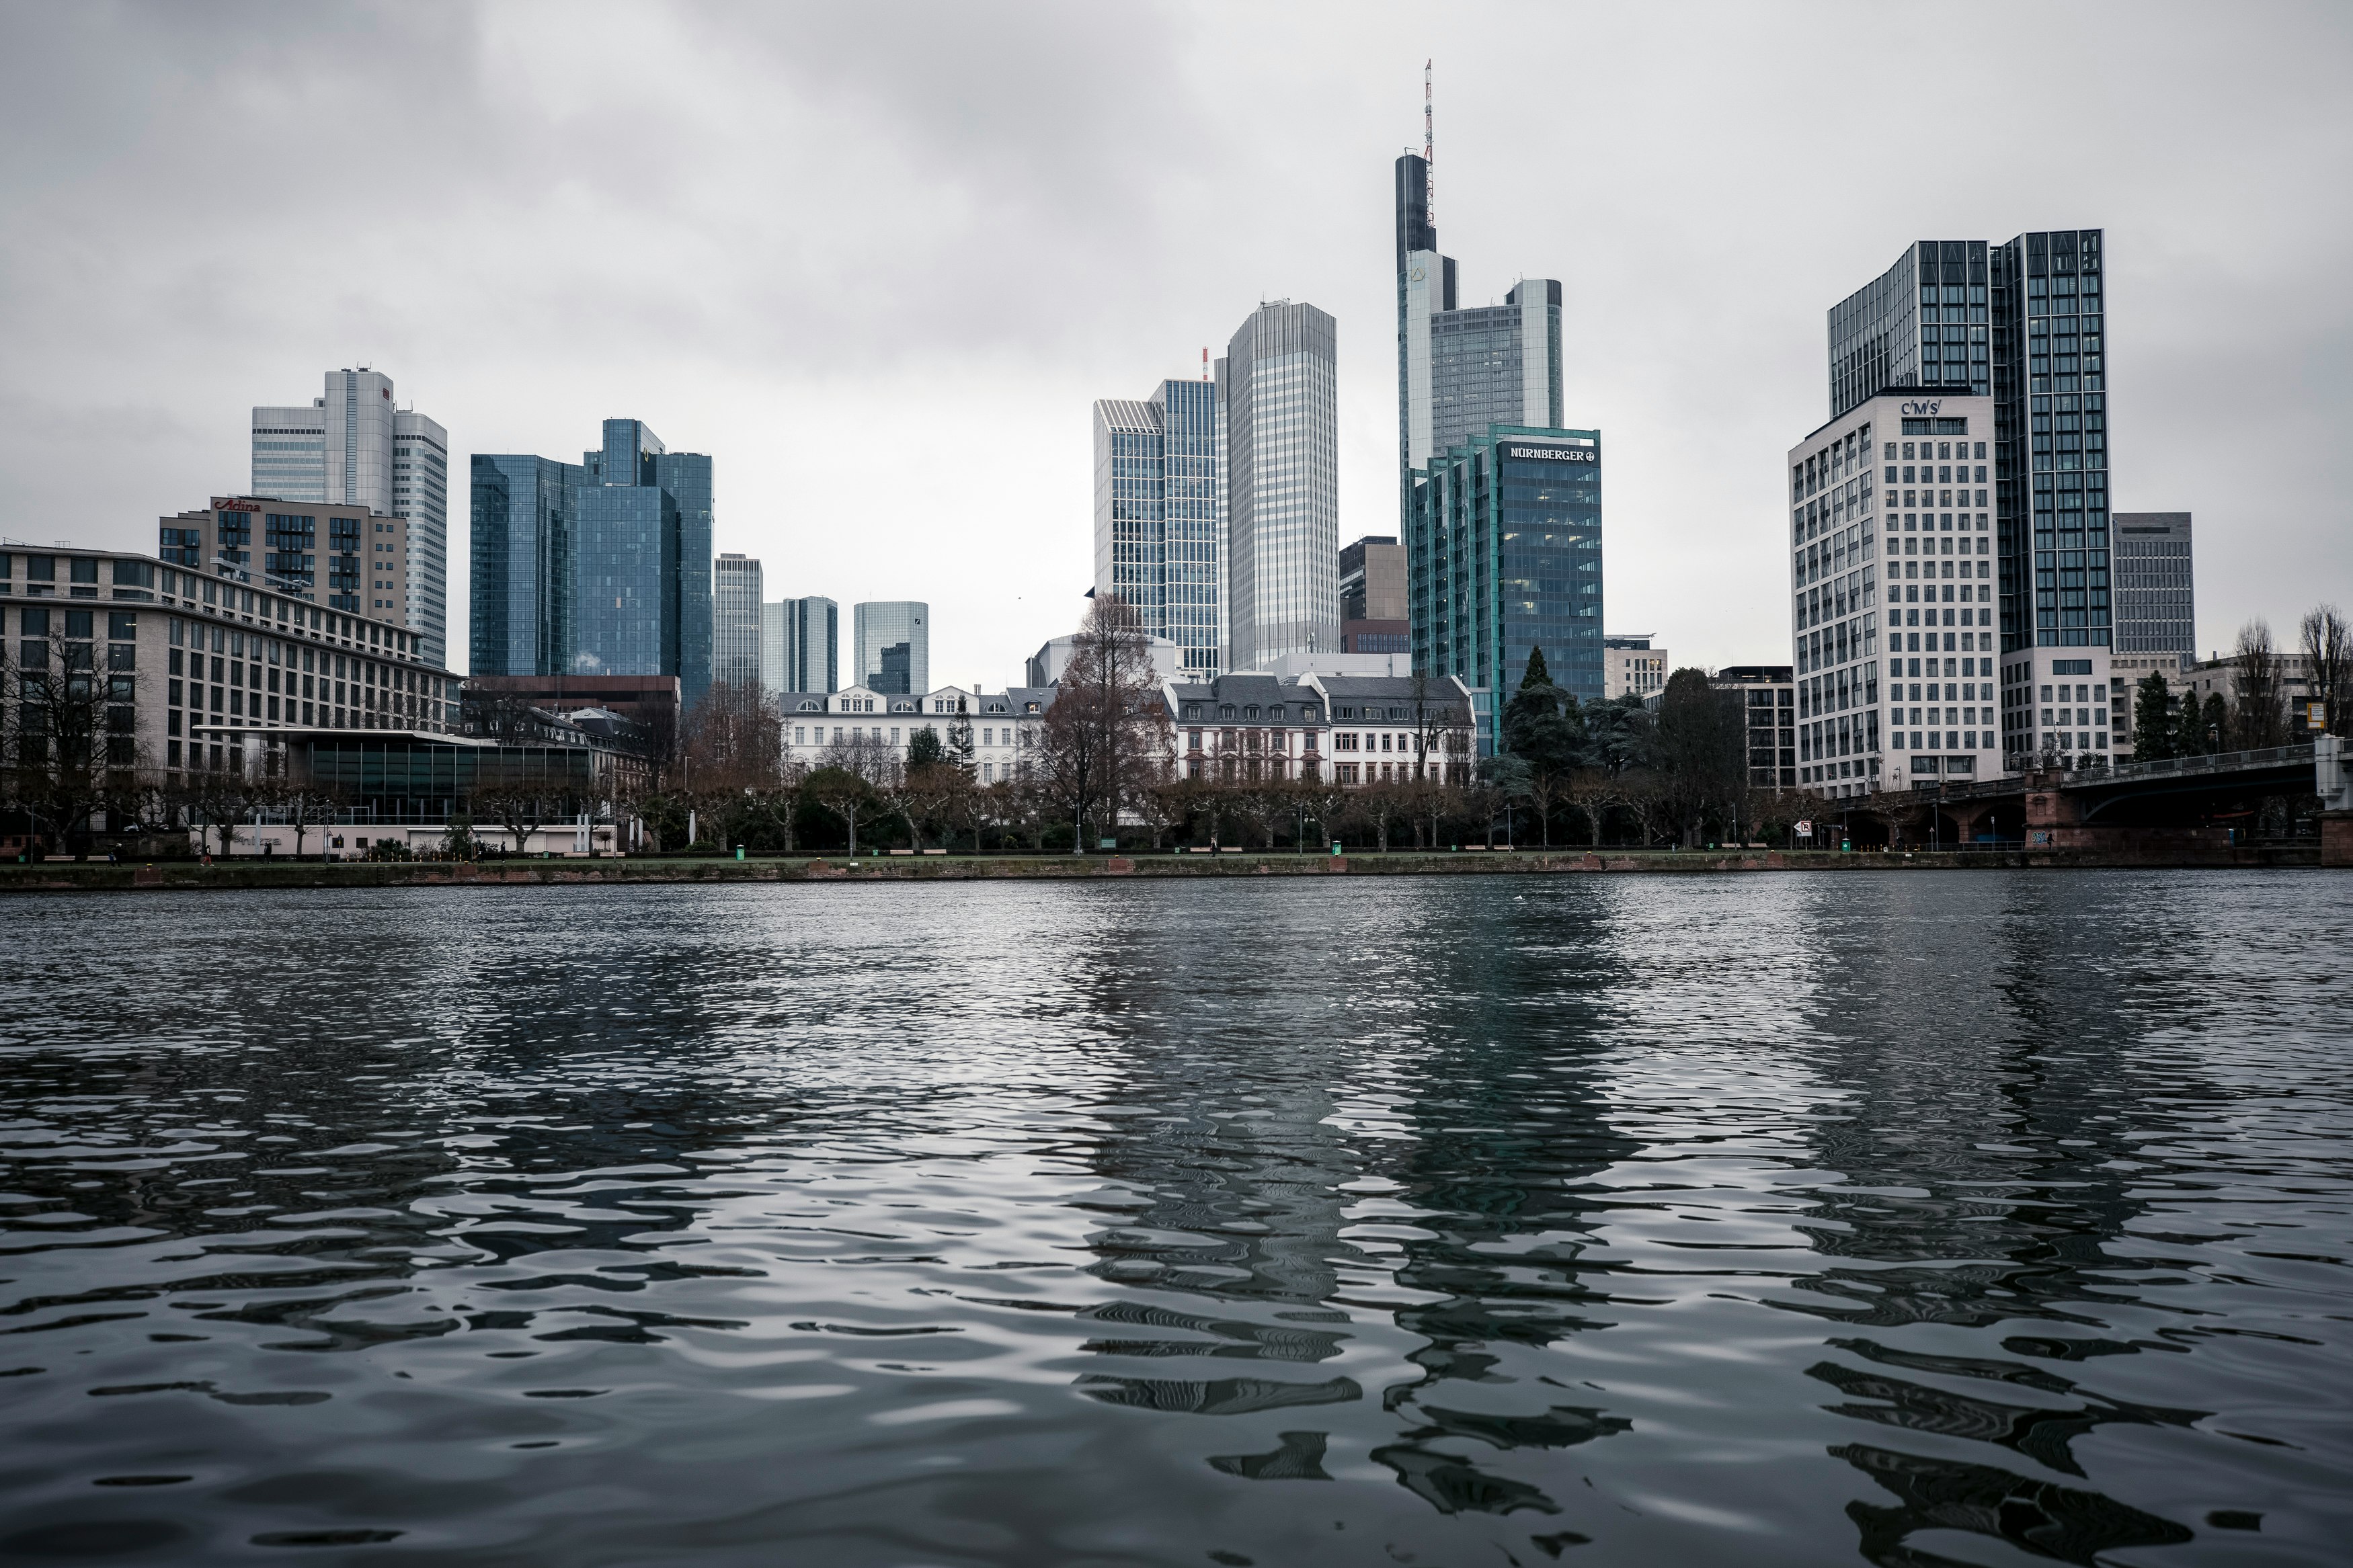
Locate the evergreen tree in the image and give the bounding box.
[2201,693,2229,754]
[1501,646,1578,772]
[906,726,946,769]
[2131,673,2175,761]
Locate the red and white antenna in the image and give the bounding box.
[1423,59,1435,226]
[1201,346,1209,382]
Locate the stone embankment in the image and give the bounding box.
[0,843,2323,892]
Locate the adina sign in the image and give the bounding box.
[1504,446,1595,462]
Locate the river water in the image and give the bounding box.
[1,874,2348,1566]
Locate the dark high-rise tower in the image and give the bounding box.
[470,416,714,700]
[1991,229,2110,655]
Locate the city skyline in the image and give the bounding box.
[4,5,2346,689]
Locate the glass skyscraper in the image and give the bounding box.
[252,367,449,668]
[714,553,764,689]
[1824,232,2112,656]
[468,416,713,696]
[779,596,838,694]
[1394,153,1564,535]
[854,602,926,695]
[1221,301,1338,673]
[1993,229,2110,654]
[1410,427,1604,750]
[1092,378,1224,675]
[469,454,583,679]
[1827,241,1991,419]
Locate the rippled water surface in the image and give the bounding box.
[3,873,2350,1566]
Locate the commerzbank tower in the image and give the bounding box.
[1398,68,1603,729]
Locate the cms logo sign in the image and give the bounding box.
[1900,400,1943,415]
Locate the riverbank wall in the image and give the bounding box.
[0,843,2324,891]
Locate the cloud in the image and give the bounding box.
[1,0,2348,683]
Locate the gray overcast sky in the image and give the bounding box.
[3,1,2348,685]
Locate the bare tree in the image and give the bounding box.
[2300,603,2350,738]
[1035,593,1171,851]
[807,731,898,854]
[2230,619,2285,750]
[1346,781,1410,853]
[2,613,143,855]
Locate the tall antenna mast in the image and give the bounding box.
[1423,59,1434,227]
[1201,346,1209,382]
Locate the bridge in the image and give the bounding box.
[1843,737,2350,858]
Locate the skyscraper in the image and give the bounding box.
[1394,153,1564,532]
[2112,513,2194,667]
[854,602,927,695]
[1412,427,1605,748]
[252,367,449,667]
[714,553,764,689]
[779,596,839,694]
[761,600,787,694]
[469,416,713,700]
[469,454,582,678]
[1092,378,1224,675]
[1222,301,1338,673]
[1802,229,2124,790]
[1395,134,1595,729]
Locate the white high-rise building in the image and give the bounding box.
[1788,388,2006,799]
[713,553,764,690]
[251,367,448,669]
[1220,301,1339,674]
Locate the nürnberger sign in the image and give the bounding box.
[1504,446,1595,462]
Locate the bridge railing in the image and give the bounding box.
[2096,741,2314,785]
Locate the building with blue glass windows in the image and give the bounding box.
[469,417,713,700]
[470,454,583,680]
[1092,378,1224,675]
[1408,427,1603,752]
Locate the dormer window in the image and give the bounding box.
[1220,705,1236,720]
[798,700,819,712]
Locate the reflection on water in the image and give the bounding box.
[1,873,2349,1565]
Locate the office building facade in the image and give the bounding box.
[469,417,713,702]
[1787,388,2005,796]
[251,368,450,668]
[470,455,583,681]
[1827,241,1991,421]
[161,496,405,621]
[1806,231,2126,788]
[1993,229,2111,661]
[1712,665,1796,789]
[1603,634,1669,702]
[1394,153,1564,533]
[761,601,787,694]
[1222,301,1339,673]
[2112,513,2194,665]
[713,554,763,689]
[1092,378,1224,675]
[1410,427,1604,751]
[1339,536,1408,655]
[777,596,838,694]
[1,540,456,800]
[854,601,927,696]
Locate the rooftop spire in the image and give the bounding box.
[1423,60,1435,229]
